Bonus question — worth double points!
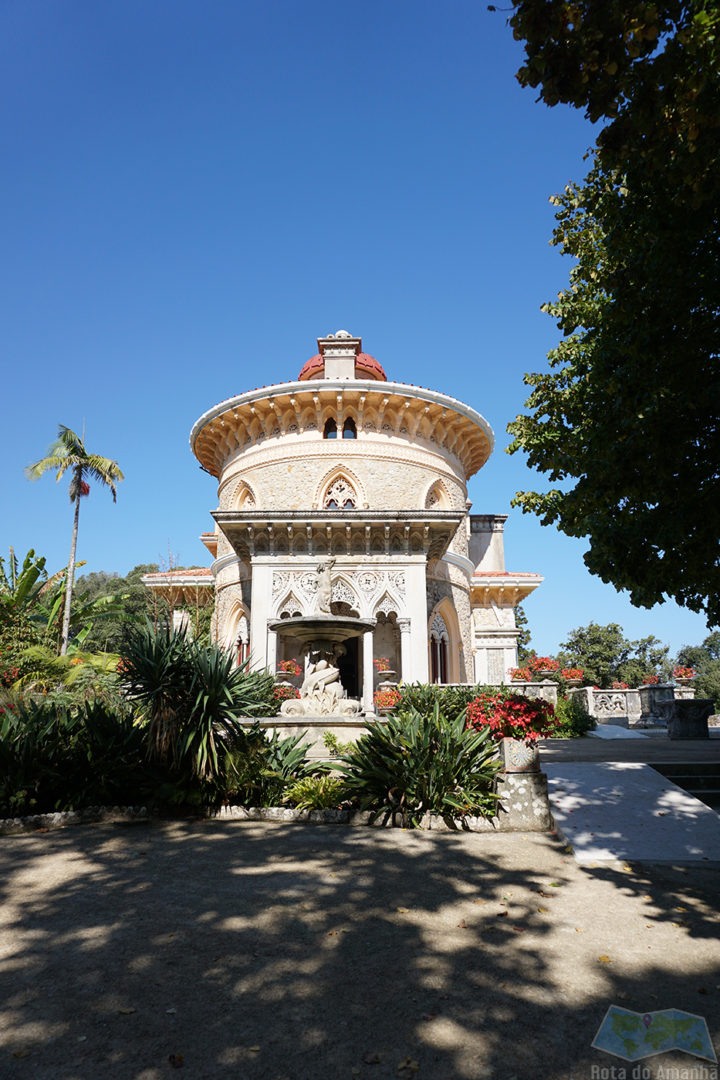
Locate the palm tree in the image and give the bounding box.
[27,426,124,655]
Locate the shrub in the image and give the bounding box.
[272,683,301,710]
[337,702,501,828]
[0,696,151,816]
[322,730,353,757]
[551,694,595,738]
[395,683,493,718]
[224,725,312,807]
[283,773,347,810]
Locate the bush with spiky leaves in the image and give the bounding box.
[119,623,281,804]
[337,703,501,828]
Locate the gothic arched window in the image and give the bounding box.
[324,418,338,439]
[342,417,357,439]
[323,476,357,510]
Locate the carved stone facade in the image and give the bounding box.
[150,330,543,711]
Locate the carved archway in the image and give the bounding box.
[428,600,460,684]
[424,480,450,509]
[223,602,251,665]
[230,480,256,510]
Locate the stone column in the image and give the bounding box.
[248,560,273,670]
[266,628,278,674]
[363,629,375,715]
[406,562,430,683]
[397,618,411,682]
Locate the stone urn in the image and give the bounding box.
[500,736,541,773]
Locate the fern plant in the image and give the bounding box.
[283,773,347,810]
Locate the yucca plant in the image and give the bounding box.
[119,623,278,804]
[337,703,501,828]
[119,621,193,765]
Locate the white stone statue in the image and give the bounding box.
[315,557,335,614]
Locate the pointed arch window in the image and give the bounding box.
[324,418,338,439]
[342,417,357,439]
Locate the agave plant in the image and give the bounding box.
[337,702,501,828]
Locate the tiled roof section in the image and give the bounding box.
[297,352,388,382]
[472,571,539,577]
[355,353,387,381]
[297,353,324,380]
[143,567,213,581]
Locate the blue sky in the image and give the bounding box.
[1,0,710,657]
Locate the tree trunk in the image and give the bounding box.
[60,493,81,655]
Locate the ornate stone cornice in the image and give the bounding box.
[190,379,494,481]
[470,572,543,607]
[212,509,465,561]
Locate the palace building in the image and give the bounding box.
[145,331,542,713]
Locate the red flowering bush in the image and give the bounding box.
[508,666,532,681]
[611,681,629,690]
[673,666,696,680]
[466,692,557,743]
[642,674,660,685]
[373,657,392,673]
[561,667,584,681]
[0,664,20,688]
[272,684,300,702]
[374,688,402,711]
[528,655,560,675]
[277,658,302,677]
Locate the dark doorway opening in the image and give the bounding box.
[337,638,360,699]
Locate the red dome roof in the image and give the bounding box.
[297,352,387,382]
[356,353,387,380]
[297,354,324,380]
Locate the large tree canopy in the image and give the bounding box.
[505,1,720,622]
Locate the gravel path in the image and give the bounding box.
[1,820,718,1079]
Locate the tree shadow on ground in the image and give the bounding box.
[0,820,718,1079]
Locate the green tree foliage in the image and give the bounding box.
[557,621,670,686]
[677,631,720,707]
[515,603,532,660]
[505,2,720,622]
[27,427,124,654]
[0,549,48,679]
[73,564,165,653]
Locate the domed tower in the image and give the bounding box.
[190,331,541,709]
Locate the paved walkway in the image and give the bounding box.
[540,730,720,866]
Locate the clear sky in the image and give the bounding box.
[1,0,711,658]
